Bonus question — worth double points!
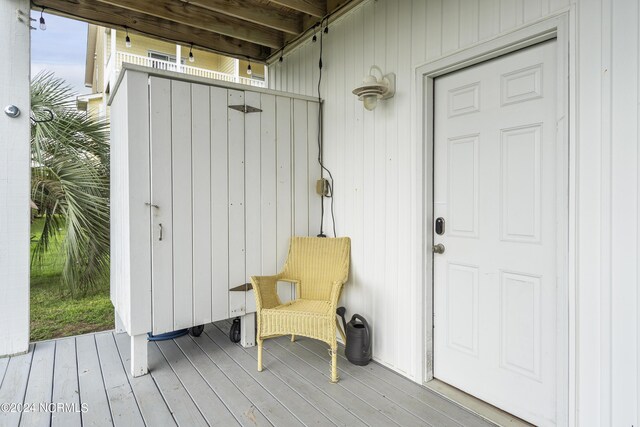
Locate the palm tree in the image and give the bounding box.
[30,72,110,294]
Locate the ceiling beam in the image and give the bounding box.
[95,0,284,49]
[269,0,326,18]
[34,0,269,60]
[187,0,302,35]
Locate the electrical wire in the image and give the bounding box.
[316,18,337,238]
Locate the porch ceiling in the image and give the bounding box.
[31,0,360,63]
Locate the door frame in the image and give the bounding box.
[414,12,572,425]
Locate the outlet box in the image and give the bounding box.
[316,178,329,196]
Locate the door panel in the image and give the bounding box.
[149,77,174,334]
[171,80,194,330]
[433,40,559,426]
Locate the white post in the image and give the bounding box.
[0,0,31,358]
[234,58,240,83]
[130,334,148,377]
[240,313,256,347]
[175,44,181,72]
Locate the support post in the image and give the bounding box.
[0,0,31,358]
[130,334,148,377]
[240,312,256,347]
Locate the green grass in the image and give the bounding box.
[30,217,114,341]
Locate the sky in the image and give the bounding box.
[31,12,89,95]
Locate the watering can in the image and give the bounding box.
[337,307,372,366]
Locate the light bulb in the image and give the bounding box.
[363,95,378,111]
[189,52,194,62]
[39,10,46,30]
[125,35,131,48]
[247,63,252,75]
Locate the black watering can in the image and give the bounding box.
[337,307,371,366]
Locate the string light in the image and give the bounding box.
[247,59,252,75]
[279,55,283,63]
[188,44,195,62]
[39,8,46,31]
[125,27,131,48]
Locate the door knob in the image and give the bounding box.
[433,243,445,254]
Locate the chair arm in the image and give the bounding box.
[328,280,345,312]
[251,274,282,310]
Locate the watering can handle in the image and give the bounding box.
[351,314,370,352]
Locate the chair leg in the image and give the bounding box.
[291,334,296,342]
[257,339,263,372]
[330,347,338,383]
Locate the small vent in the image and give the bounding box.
[228,104,262,113]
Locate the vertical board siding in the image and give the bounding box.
[276,97,293,267]
[171,81,194,331]
[260,94,279,275]
[228,90,247,316]
[268,0,571,380]
[192,84,213,326]
[150,77,174,334]
[211,87,230,321]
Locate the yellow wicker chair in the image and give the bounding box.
[251,236,351,383]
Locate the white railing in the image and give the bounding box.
[113,51,266,88]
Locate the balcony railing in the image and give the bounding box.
[111,51,266,89]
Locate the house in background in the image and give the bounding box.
[77,24,266,117]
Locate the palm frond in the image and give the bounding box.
[30,71,110,295]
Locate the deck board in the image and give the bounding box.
[264,337,427,427]
[0,345,34,427]
[95,332,145,427]
[19,341,55,427]
[155,338,239,426]
[8,325,493,427]
[173,335,273,427]
[192,327,303,426]
[206,324,336,427]
[50,338,81,427]
[218,326,368,427]
[326,341,496,427]
[297,338,481,427]
[113,332,176,427]
[76,334,114,427]
[147,342,208,427]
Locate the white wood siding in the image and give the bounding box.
[270,0,573,381]
[270,1,640,425]
[0,0,31,357]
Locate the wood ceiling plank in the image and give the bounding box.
[269,0,326,18]
[95,0,284,49]
[35,0,269,60]
[188,0,302,35]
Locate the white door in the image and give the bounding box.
[433,40,560,426]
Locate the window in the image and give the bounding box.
[147,50,185,70]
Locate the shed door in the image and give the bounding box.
[433,41,559,426]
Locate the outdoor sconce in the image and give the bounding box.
[352,65,395,110]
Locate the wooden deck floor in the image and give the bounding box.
[0,322,495,427]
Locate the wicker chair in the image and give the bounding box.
[251,236,351,383]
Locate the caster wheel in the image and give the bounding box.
[189,325,204,337]
[229,318,241,343]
